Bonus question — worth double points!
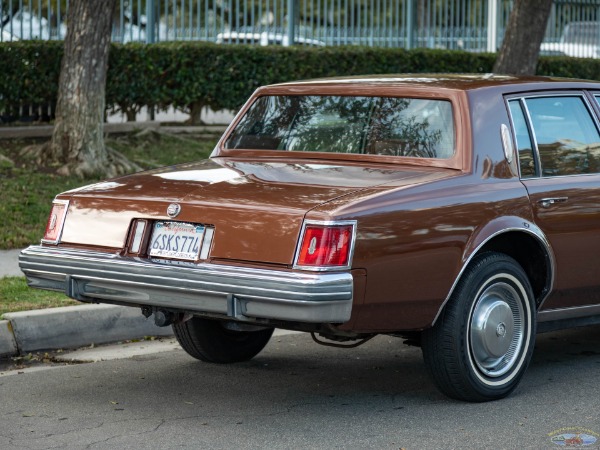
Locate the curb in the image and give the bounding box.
[0,304,173,357]
[0,320,17,356]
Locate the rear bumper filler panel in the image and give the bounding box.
[19,246,353,323]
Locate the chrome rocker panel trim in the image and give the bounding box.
[19,246,353,323]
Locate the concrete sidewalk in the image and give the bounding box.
[0,248,23,278]
[1,249,173,358]
[0,121,228,140]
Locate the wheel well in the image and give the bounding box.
[478,231,551,307]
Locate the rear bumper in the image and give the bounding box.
[19,246,353,323]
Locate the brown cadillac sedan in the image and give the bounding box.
[19,74,600,401]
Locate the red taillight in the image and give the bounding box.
[295,222,355,269]
[42,200,69,244]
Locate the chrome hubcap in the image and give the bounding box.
[470,282,524,378]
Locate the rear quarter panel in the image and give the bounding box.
[317,86,535,333]
[316,177,533,332]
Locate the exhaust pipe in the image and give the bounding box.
[153,309,175,327]
[141,306,178,327]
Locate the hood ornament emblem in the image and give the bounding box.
[167,203,181,218]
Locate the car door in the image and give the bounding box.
[508,93,600,310]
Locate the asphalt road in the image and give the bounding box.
[0,328,599,449]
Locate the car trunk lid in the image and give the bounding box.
[59,158,457,265]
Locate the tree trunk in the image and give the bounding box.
[44,0,117,177]
[125,107,137,122]
[188,102,205,125]
[493,0,553,75]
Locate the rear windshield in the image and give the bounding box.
[225,95,455,159]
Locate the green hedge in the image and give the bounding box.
[0,41,63,116]
[2,41,600,119]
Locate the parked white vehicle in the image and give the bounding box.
[216,31,325,47]
[540,21,600,58]
[113,23,146,43]
[6,10,65,40]
[1,29,18,41]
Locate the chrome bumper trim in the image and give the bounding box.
[19,246,353,323]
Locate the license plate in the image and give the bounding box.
[149,222,205,261]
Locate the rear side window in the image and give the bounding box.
[225,95,455,159]
[508,100,536,178]
[525,96,600,176]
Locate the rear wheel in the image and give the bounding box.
[422,252,536,402]
[173,317,274,363]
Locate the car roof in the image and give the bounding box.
[268,73,599,92]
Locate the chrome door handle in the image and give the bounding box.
[538,197,568,208]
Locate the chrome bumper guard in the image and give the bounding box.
[19,246,353,323]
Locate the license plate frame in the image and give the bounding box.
[149,221,205,261]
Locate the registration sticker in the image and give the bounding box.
[149,222,205,261]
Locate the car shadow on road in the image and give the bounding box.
[6,326,600,413]
[527,325,600,379]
